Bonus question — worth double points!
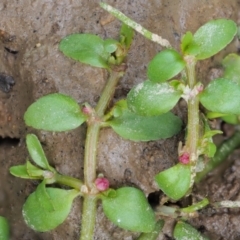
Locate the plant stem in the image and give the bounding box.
[80,196,97,240]
[185,56,199,186]
[180,198,209,213]
[95,70,124,117]
[55,173,83,190]
[100,3,171,48]
[80,70,124,240]
[83,70,124,188]
[83,123,101,189]
[195,130,240,182]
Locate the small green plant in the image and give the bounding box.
[10,22,166,238]
[8,2,240,239]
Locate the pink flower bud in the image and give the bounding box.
[179,152,190,164]
[197,84,204,93]
[95,177,109,191]
[82,106,92,115]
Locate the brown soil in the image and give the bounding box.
[0,0,240,239]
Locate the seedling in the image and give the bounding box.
[10,23,163,238]
[7,3,240,239]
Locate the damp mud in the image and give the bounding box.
[0,0,240,239]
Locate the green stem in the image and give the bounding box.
[195,130,240,182]
[187,97,199,165]
[100,3,171,48]
[83,70,123,188]
[80,196,98,240]
[180,198,209,213]
[185,56,199,186]
[95,70,124,117]
[80,70,124,240]
[55,173,83,190]
[83,123,100,189]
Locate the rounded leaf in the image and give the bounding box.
[147,49,185,83]
[59,34,110,68]
[24,93,86,131]
[222,53,240,84]
[186,19,237,59]
[0,216,10,240]
[109,102,182,141]
[22,183,79,232]
[200,78,240,115]
[102,187,156,232]
[127,80,181,116]
[174,221,209,240]
[155,163,191,200]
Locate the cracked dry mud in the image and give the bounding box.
[0,0,240,239]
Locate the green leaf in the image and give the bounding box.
[199,118,221,158]
[155,163,191,200]
[173,221,209,240]
[222,53,240,84]
[104,39,119,53]
[0,216,10,240]
[137,220,164,240]
[186,19,237,59]
[200,78,240,115]
[35,181,55,212]
[222,114,240,125]
[206,110,240,125]
[24,93,86,131]
[206,142,217,158]
[206,111,228,119]
[181,31,193,53]
[108,100,182,141]
[22,183,79,232]
[59,34,110,68]
[203,130,222,139]
[102,187,156,233]
[101,188,117,198]
[127,80,181,116]
[26,160,44,177]
[26,134,52,170]
[112,100,125,118]
[147,49,185,83]
[9,164,41,179]
[181,31,200,56]
[120,24,134,49]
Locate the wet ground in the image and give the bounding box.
[0,0,240,239]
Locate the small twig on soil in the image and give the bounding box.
[100,2,171,48]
